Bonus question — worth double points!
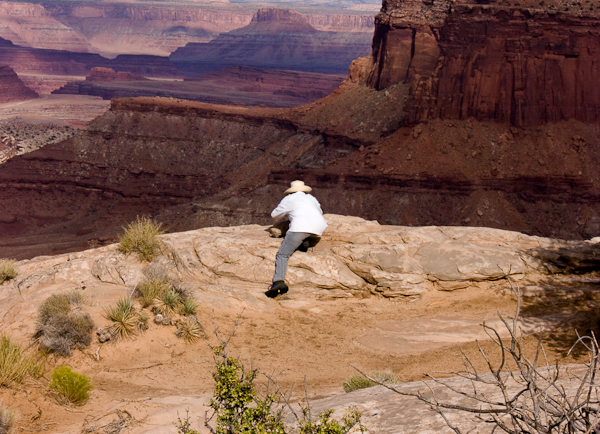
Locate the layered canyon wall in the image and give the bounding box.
[359,0,600,126]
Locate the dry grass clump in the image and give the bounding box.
[343,370,398,393]
[0,259,17,284]
[48,366,92,406]
[175,316,204,343]
[0,404,16,434]
[118,216,164,262]
[0,335,43,387]
[103,297,148,339]
[136,275,171,308]
[135,270,199,318]
[35,290,94,357]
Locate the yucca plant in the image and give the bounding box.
[179,297,199,316]
[175,316,204,343]
[118,216,164,262]
[153,290,181,317]
[103,297,139,339]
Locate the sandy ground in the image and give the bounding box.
[1,278,597,433]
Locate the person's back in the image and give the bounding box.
[267,181,327,298]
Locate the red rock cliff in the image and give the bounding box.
[360,0,600,126]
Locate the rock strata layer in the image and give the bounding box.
[0,64,37,102]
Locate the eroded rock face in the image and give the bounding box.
[363,0,600,126]
[0,64,37,103]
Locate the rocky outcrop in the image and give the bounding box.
[357,0,600,126]
[85,67,147,82]
[7,215,599,302]
[0,64,37,102]
[170,8,373,76]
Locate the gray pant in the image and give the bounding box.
[273,231,311,282]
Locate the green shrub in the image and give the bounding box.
[118,216,164,262]
[103,297,140,339]
[0,259,17,284]
[0,335,43,387]
[36,290,94,357]
[299,408,364,434]
[208,346,286,434]
[48,366,92,405]
[343,370,397,393]
[0,404,16,433]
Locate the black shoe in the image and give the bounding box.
[266,281,288,298]
[297,239,310,253]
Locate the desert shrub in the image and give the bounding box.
[200,320,365,434]
[179,297,199,316]
[299,408,364,434]
[0,259,17,284]
[0,404,16,434]
[0,335,43,387]
[136,275,171,308]
[36,290,94,357]
[103,297,141,340]
[48,366,92,405]
[118,216,164,262]
[343,370,397,393]
[153,289,181,317]
[207,346,286,434]
[176,316,204,343]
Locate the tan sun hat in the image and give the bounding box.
[284,180,312,195]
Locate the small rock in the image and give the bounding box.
[96,327,111,343]
[413,126,423,139]
[477,209,484,216]
[463,218,471,223]
[154,314,164,324]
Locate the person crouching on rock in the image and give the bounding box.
[266,180,328,298]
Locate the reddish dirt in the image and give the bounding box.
[1,282,598,433]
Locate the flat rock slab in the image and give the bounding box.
[356,314,567,356]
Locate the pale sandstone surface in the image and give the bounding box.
[0,216,598,433]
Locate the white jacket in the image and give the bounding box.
[271,192,327,235]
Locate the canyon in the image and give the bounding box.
[52,66,345,107]
[0,1,375,57]
[169,8,373,76]
[1,0,600,260]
